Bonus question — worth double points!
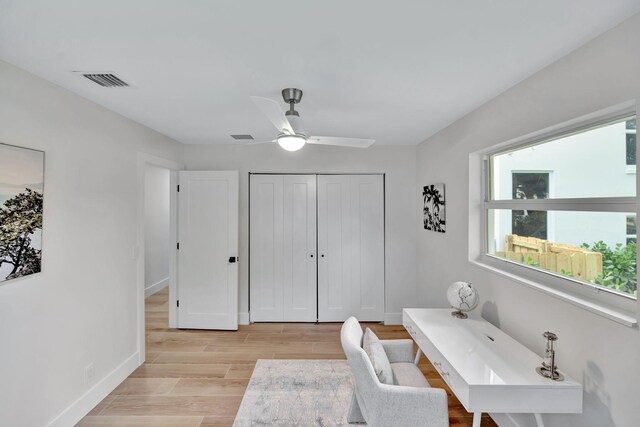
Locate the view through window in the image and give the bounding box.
[512,172,549,240]
[488,116,637,298]
[626,118,636,165]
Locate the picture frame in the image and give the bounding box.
[423,183,445,233]
[0,142,45,282]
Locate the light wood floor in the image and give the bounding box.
[78,288,497,426]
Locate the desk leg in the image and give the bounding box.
[534,414,545,427]
[472,412,482,427]
[414,348,422,365]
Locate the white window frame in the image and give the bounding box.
[469,102,638,327]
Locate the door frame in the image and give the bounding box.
[136,153,183,364]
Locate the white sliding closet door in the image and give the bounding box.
[250,174,317,322]
[318,175,384,322]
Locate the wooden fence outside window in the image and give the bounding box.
[495,234,603,282]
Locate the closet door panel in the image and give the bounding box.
[317,175,352,322]
[283,175,317,321]
[351,175,385,321]
[249,175,284,321]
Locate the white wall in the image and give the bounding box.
[416,14,640,427]
[493,121,634,249]
[183,143,418,323]
[0,60,183,426]
[144,164,170,296]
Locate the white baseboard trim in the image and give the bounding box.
[46,351,140,427]
[238,312,250,325]
[145,277,169,297]
[384,312,402,325]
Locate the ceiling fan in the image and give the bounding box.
[250,88,375,151]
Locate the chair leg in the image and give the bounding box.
[347,390,366,424]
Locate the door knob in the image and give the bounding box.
[229,256,237,263]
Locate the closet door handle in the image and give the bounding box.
[321,254,325,257]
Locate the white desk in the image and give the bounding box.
[403,309,582,427]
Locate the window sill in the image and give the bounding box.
[470,259,638,327]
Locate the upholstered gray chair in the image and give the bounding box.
[340,317,449,427]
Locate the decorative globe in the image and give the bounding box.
[446,281,479,319]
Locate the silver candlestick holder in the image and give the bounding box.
[535,331,564,381]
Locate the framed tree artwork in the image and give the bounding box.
[0,143,44,283]
[423,183,445,233]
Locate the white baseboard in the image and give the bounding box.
[145,277,169,297]
[238,312,250,325]
[384,312,402,325]
[240,312,400,325]
[46,352,140,427]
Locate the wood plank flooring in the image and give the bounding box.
[78,288,497,426]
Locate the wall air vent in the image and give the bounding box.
[80,73,130,87]
[231,135,254,140]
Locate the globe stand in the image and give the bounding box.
[451,309,468,319]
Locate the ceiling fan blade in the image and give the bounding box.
[286,115,306,136]
[250,96,294,135]
[307,136,375,148]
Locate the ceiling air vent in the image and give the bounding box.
[230,134,254,140]
[81,73,129,87]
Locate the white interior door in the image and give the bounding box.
[317,175,352,321]
[249,175,284,321]
[177,171,238,330]
[282,175,317,321]
[250,174,317,321]
[318,175,384,322]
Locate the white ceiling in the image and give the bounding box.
[1,1,639,146]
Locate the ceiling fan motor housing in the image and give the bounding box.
[282,88,303,117]
[282,88,303,104]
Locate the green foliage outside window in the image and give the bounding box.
[580,241,637,296]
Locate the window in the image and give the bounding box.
[626,118,636,165]
[486,115,637,299]
[511,172,549,239]
[626,214,636,244]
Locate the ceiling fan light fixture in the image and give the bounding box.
[251,89,375,150]
[277,134,306,151]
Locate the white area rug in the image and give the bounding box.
[233,359,355,427]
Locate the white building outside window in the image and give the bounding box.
[486,116,637,299]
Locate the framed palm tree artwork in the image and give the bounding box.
[423,183,445,233]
